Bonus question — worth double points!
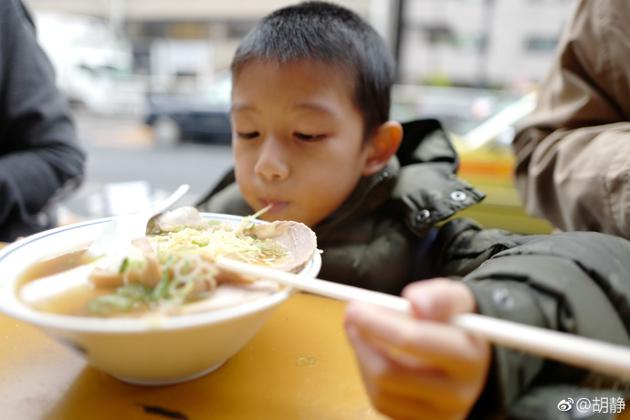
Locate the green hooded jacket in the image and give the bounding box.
[197,119,630,419]
[198,119,489,294]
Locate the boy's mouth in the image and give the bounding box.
[260,198,289,213]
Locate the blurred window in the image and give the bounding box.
[523,36,558,52]
[226,20,257,39]
[167,23,209,39]
[422,24,456,46]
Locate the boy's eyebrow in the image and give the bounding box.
[230,101,336,115]
[293,102,336,115]
[231,103,256,113]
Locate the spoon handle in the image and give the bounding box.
[87,184,190,259]
[149,184,190,216]
[216,257,630,381]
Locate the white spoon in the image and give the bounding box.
[216,256,630,381]
[20,184,190,304]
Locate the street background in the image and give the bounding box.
[62,110,233,221]
[23,0,577,232]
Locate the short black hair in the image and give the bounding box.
[231,1,395,140]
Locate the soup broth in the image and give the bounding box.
[19,247,282,318]
[19,248,89,283]
[17,208,313,319]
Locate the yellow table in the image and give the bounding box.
[1,242,627,419]
[0,292,385,420]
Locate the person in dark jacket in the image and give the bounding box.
[0,0,85,242]
[197,2,629,418]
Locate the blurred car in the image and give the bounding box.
[144,76,232,146]
[392,86,552,234]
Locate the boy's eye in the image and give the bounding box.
[237,131,260,140]
[294,132,325,142]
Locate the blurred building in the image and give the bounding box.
[26,0,377,93]
[399,0,576,87]
[26,0,575,90]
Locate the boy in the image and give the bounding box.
[198,1,486,295]
[198,2,630,418]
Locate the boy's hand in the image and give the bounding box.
[344,278,491,420]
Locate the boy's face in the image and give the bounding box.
[230,59,374,227]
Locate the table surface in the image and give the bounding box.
[0,290,388,420]
[1,242,627,419]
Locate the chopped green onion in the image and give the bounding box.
[117,283,152,300]
[88,294,133,315]
[151,270,171,302]
[168,279,195,303]
[118,257,129,274]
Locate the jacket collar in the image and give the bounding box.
[314,158,398,235]
[316,119,485,235]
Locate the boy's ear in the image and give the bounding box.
[362,121,403,176]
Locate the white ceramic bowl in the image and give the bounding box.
[0,213,321,385]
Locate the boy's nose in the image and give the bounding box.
[254,138,290,182]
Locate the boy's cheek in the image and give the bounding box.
[234,164,256,187]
